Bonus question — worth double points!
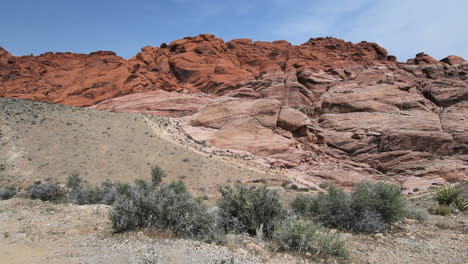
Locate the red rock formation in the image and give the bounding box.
[1,35,393,107]
[1,35,467,189]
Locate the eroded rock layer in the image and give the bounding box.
[1,35,467,190]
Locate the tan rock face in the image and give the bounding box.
[1,35,467,188]
[91,90,211,117]
[277,107,309,132]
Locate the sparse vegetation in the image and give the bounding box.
[430,205,452,216]
[151,165,167,187]
[109,178,216,241]
[138,250,162,264]
[434,184,461,205]
[0,185,16,200]
[453,197,468,211]
[431,184,467,213]
[9,166,444,263]
[404,206,429,221]
[272,219,348,261]
[67,176,131,205]
[214,257,235,264]
[217,184,283,237]
[290,181,405,233]
[25,182,64,201]
[435,221,450,229]
[66,172,82,189]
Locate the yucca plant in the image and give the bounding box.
[453,197,468,211]
[434,185,461,205]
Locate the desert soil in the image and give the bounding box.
[0,197,466,264]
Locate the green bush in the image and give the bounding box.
[290,195,315,218]
[351,181,405,224]
[312,186,353,230]
[67,175,131,205]
[66,172,82,189]
[272,219,348,261]
[0,185,16,200]
[109,180,216,241]
[26,182,64,201]
[151,165,167,187]
[217,184,283,237]
[290,181,405,233]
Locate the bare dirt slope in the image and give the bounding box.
[0,98,273,195]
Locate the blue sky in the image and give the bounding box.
[1,0,467,61]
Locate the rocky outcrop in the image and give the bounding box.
[91,90,211,117]
[1,35,467,189]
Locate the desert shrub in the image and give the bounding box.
[68,185,100,204]
[151,165,167,187]
[26,182,64,201]
[214,258,235,264]
[312,185,353,230]
[403,206,429,221]
[435,221,450,229]
[109,181,216,241]
[138,251,162,264]
[66,172,82,189]
[66,173,131,205]
[290,181,405,233]
[0,185,16,200]
[290,195,315,218]
[217,184,283,237]
[272,219,348,260]
[351,209,385,233]
[134,179,150,191]
[351,181,405,224]
[434,184,461,205]
[430,205,452,216]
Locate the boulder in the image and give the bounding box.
[277,107,309,132]
[440,55,465,66]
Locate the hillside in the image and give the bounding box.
[0,98,273,196]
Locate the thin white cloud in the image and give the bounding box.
[272,0,468,61]
[272,0,372,43]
